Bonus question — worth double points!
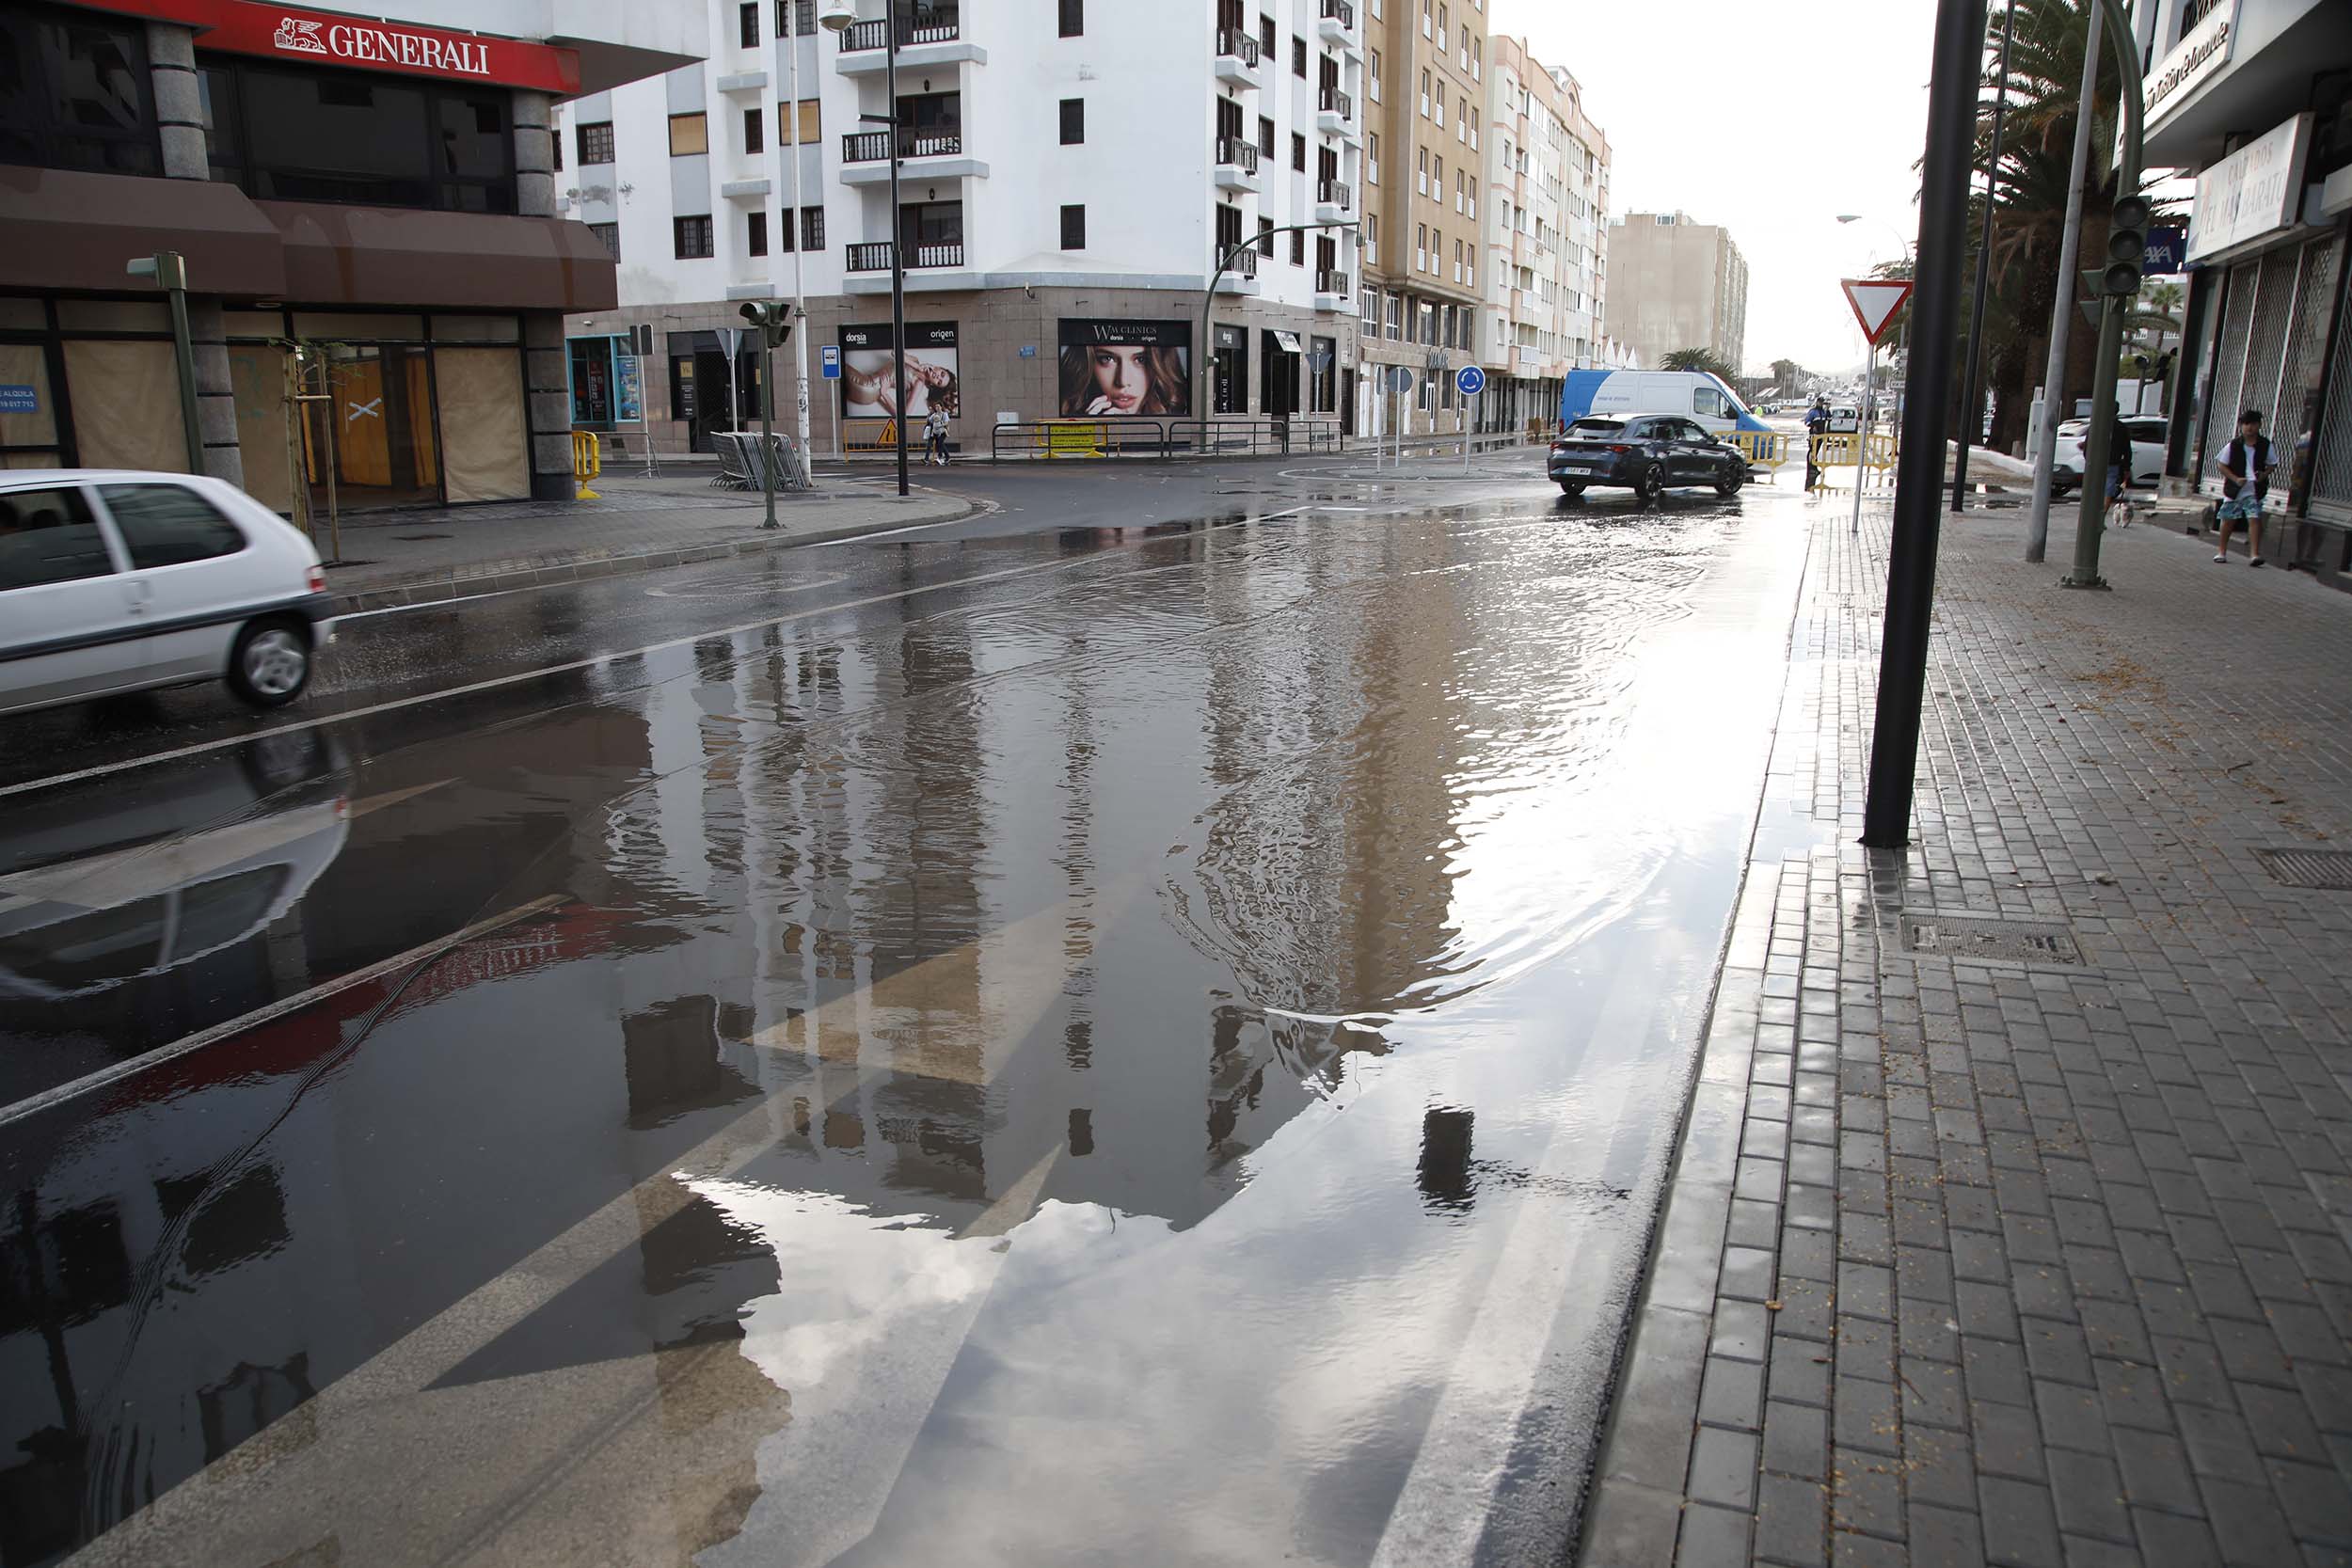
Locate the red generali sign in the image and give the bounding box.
[82,0,580,94]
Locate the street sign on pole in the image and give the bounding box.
[820,344,841,380]
[1841,278,1915,346]
[1455,364,1486,397]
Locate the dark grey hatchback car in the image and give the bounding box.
[1548,415,1747,500]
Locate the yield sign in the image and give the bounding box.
[1841,278,1914,346]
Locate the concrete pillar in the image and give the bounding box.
[147,24,208,180]
[513,91,557,218]
[186,297,246,487]
[523,310,575,501]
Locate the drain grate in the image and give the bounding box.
[2253,847,2352,891]
[1899,912,2084,967]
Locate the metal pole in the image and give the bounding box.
[2025,0,2103,562]
[155,252,204,476]
[886,3,908,498]
[786,3,812,462]
[761,328,778,530]
[1861,0,1987,848]
[1954,0,2017,511]
[2065,0,2145,588]
[1851,344,1874,533]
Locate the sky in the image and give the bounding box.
[1495,0,1941,375]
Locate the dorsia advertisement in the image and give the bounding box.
[839,322,959,419]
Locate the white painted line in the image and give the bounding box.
[334,585,543,620]
[0,894,567,1127]
[0,515,1238,802]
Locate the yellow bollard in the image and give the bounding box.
[572,431,601,499]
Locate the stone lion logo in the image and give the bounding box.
[272,18,327,54]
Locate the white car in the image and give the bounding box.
[2052,417,2167,495]
[0,470,332,717]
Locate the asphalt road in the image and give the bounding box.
[1,462,1823,1568]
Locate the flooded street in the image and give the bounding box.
[3,480,1814,1566]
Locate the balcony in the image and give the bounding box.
[834,5,985,73]
[1313,269,1350,310]
[1214,136,1263,193]
[1214,28,1263,88]
[1317,0,1355,45]
[1316,86,1358,140]
[1314,176,1352,223]
[838,125,988,184]
[1215,245,1261,293]
[846,238,966,270]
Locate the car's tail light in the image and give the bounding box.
[1608,444,1632,453]
[307,565,326,593]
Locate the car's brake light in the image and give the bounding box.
[1608,444,1631,453]
[307,565,326,593]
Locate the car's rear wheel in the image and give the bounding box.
[1634,464,1664,501]
[1557,481,1585,498]
[1715,466,1745,498]
[228,618,312,708]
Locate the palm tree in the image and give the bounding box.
[1660,347,1738,382]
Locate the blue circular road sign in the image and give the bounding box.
[1456,365,1486,397]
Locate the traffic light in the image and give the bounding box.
[2103,195,2150,296]
[738,299,792,347]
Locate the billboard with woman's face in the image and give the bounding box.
[1057,320,1192,417]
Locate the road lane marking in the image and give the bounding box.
[0,894,566,1127]
[0,543,1184,803]
[334,585,545,620]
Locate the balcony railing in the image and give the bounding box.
[1222,246,1259,278]
[838,4,959,52]
[1216,29,1261,67]
[1315,268,1349,296]
[1321,0,1355,25]
[842,127,964,162]
[846,239,966,271]
[1316,177,1352,211]
[1318,86,1353,121]
[1216,136,1260,172]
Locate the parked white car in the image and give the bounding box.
[2051,417,2167,496]
[0,470,332,717]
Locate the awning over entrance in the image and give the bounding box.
[0,166,288,295]
[260,203,619,312]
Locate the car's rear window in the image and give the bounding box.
[1569,419,1623,436]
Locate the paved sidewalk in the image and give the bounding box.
[1578,502,2352,1566]
[315,471,978,611]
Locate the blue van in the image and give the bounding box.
[1557,370,1772,437]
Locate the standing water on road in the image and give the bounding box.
[2,497,1804,1566]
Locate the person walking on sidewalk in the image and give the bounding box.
[2214,409,2273,565]
[1804,396,1831,492]
[924,406,951,467]
[2104,411,2135,528]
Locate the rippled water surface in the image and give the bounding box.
[2,499,1805,1566]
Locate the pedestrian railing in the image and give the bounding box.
[988,417,1344,462]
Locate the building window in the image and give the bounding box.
[1259,215,1275,257]
[1387,293,1403,339]
[747,210,769,256]
[1361,287,1379,327]
[743,106,763,154]
[589,222,619,259]
[1059,0,1082,37]
[0,7,160,177]
[1293,37,1307,77]
[783,98,819,143]
[198,56,516,213]
[675,214,714,258]
[669,112,707,156]
[578,120,614,165]
[1291,132,1306,172]
[1259,115,1275,158]
[801,205,824,251]
[1367,131,1379,183]
[1420,70,1431,116]
[1059,97,1084,144]
[1060,203,1086,249]
[777,0,815,34]
[1259,14,1276,55]
[1289,230,1304,266]
[1369,49,1381,101]
[739,2,759,48]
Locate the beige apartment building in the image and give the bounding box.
[1477,38,1627,435]
[1606,211,1751,375]
[1354,0,1489,437]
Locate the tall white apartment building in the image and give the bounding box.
[552,0,1368,456]
[1476,40,1626,435]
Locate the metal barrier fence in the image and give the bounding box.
[1803,430,1900,481]
[708,430,812,492]
[988,417,1343,462]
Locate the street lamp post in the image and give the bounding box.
[821,0,909,497]
[1954,0,2019,512]
[126,251,203,474]
[1198,220,1358,441]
